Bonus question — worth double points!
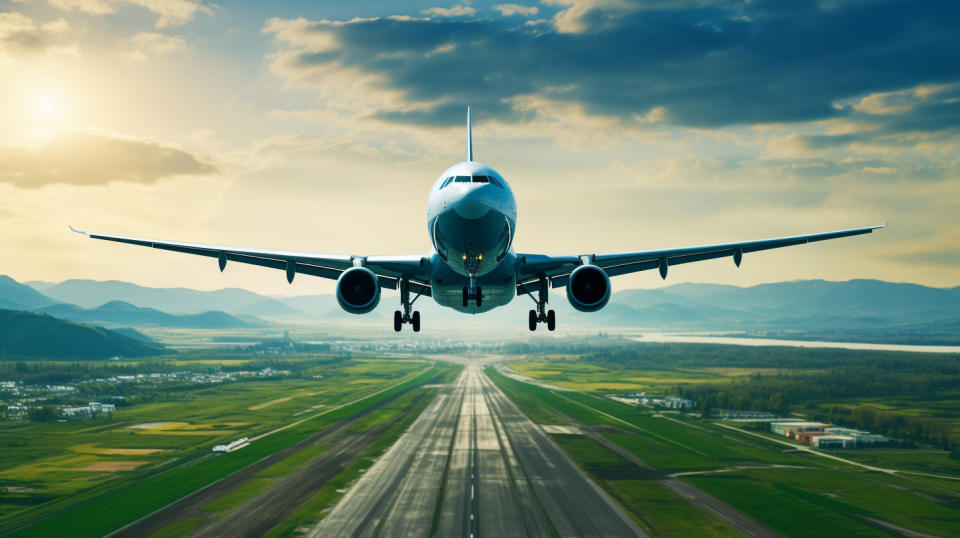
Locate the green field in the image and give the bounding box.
[488,352,960,538]
[0,356,456,536]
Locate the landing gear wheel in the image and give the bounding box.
[547,309,556,331]
[529,310,537,331]
[476,287,482,307]
[462,287,469,308]
[412,311,421,332]
[393,310,402,332]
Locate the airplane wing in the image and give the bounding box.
[69,226,432,295]
[515,224,886,292]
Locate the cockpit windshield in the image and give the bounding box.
[439,174,505,189]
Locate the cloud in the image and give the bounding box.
[48,0,212,28]
[121,31,186,61]
[0,11,77,61]
[760,84,960,156]
[0,130,218,188]
[0,206,25,220]
[263,2,960,131]
[47,0,114,15]
[492,4,538,16]
[421,5,476,18]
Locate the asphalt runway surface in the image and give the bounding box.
[312,366,647,537]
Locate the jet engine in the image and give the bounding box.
[336,267,381,314]
[566,264,611,312]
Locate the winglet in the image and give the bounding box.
[69,225,87,235]
[466,106,473,162]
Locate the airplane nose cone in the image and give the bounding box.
[452,187,492,219]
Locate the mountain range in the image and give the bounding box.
[3,274,959,344]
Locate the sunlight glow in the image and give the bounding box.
[33,94,61,118]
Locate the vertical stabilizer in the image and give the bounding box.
[466,106,473,162]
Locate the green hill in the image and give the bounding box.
[0,309,168,360]
[0,275,55,310]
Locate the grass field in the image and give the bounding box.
[262,381,445,537]
[0,357,453,536]
[488,358,960,538]
[508,358,814,393]
[551,434,741,537]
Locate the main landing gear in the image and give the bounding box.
[394,278,422,332]
[522,278,555,331]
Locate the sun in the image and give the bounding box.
[33,94,61,118]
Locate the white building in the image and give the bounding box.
[814,435,856,449]
[61,406,93,419]
[824,427,887,445]
[771,421,826,435]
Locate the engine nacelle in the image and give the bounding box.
[336,267,381,314]
[566,264,611,312]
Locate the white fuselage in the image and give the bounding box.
[426,160,518,313]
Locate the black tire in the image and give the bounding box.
[547,309,556,331]
[412,311,421,332]
[393,310,402,332]
[528,310,537,331]
[476,287,482,307]
[462,287,468,308]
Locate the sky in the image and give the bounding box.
[1,0,958,297]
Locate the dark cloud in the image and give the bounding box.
[0,131,218,188]
[267,1,960,129]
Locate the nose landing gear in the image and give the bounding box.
[461,286,483,307]
[462,274,482,307]
[522,277,555,331]
[394,278,422,332]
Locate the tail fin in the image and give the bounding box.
[466,106,473,162]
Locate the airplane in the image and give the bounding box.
[71,107,885,333]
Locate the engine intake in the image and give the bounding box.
[566,264,611,312]
[336,267,381,314]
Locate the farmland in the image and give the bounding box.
[488,343,960,538]
[0,354,459,536]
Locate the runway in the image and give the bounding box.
[311,366,646,537]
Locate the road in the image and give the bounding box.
[311,366,646,537]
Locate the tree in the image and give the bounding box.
[28,406,59,422]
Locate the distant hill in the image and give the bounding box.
[0,309,167,360]
[37,279,297,316]
[233,298,301,317]
[655,279,958,320]
[34,300,256,329]
[0,276,55,310]
[109,327,157,343]
[10,274,960,344]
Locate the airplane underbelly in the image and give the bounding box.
[430,253,516,314]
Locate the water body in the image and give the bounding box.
[629,333,960,354]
